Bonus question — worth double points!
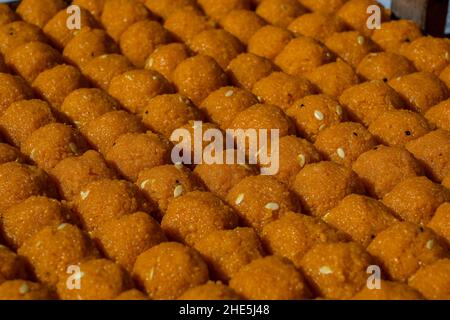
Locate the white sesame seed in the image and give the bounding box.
[319,266,333,275]
[322,211,331,220]
[80,190,90,200]
[235,193,244,205]
[265,202,280,211]
[336,105,343,116]
[69,143,78,154]
[314,110,324,121]
[225,90,234,97]
[337,148,346,159]
[149,268,155,280]
[426,239,434,250]
[30,149,36,160]
[174,163,184,170]
[152,75,159,81]
[140,179,151,189]
[57,223,68,230]
[357,36,365,45]
[319,124,326,131]
[297,154,306,167]
[19,283,29,294]
[173,184,183,198]
[146,58,154,68]
[125,74,134,81]
[257,96,263,102]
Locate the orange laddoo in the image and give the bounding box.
[220,10,266,45]
[162,191,239,245]
[0,73,34,116]
[256,0,306,28]
[230,256,311,300]
[409,259,450,300]
[352,280,423,300]
[371,20,422,53]
[144,0,198,19]
[0,4,16,27]
[16,0,66,29]
[425,99,450,131]
[352,145,423,198]
[198,0,251,22]
[0,21,46,58]
[73,0,106,20]
[297,0,348,14]
[356,52,416,82]
[248,25,293,60]
[292,161,365,217]
[145,43,191,82]
[115,289,148,300]
[178,282,241,300]
[226,175,300,232]
[226,53,275,91]
[95,212,167,272]
[0,280,55,300]
[133,242,209,300]
[323,194,398,247]
[288,12,346,43]
[428,203,450,245]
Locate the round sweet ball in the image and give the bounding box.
[137,165,204,219]
[275,37,334,76]
[248,25,293,61]
[193,157,257,200]
[115,289,148,300]
[164,6,213,45]
[32,64,89,109]
[18,224,99,286]
[179,281,242,300]
[339,80,404,126]
[73,0,106,20]
[230,256,311,300]
[401,36,450,76]
[388,72,448,114]
[383,176,450,226]
[162,191,239,245]
[0,73,34,116]
[314,122,377,168]
[56,259,131,300]
[325,31,378,68]
[198,0,250,21]
[0,144,26,164]
[0,99,55,147]
[428,203,450,245]
[406,129,450,182]
[21,123,88,171]
[2,196,68,249]
[144,0,198,19]
[425,99,450,131]
[61,88,118,129]
[288,12,346,43]
[173,55,228,106]
[43,7,98,49]
[292,161,365,217]
[63,29,119,68]
[300,242,374,299]
[229,103,295,143]
[286,94,345,141]
[305,60,360,98]
[256,0,306,28]
[261,212,344,267]
[0,4,17,27]
[368,110,431,147]
[220,10,266,45]
[7,41,63,83]
[75,179,151,232]
[323,194,398,247]
[133,242,209,300]
[0,21,47,58]
[83,110,145,154]
[145,43,191,82]
[101,0,150,41]
[200,87,257,130]
[194,227,264,282]
[0,162,57,213]
[352,145,423,198]
[367,222,449,282]
[297,0,347,14]
[16,0,65,28]
[106,132,171,182]
[95,212,167,272]
[409,259,450,300]
[50,150,117,201]
[0,280,55,300]
[226,53,275,91]
[357,52,416,82]
[119,20,171,68]
[142,94,202,138]
[262,135,321,186]
[190,29,243,70]
[336,0,390,37]
[226,175,300,233]
[352,280,423,300]
[0,246,27,284]
[108,69,173,115]
[372,20,423,53]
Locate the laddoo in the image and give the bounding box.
[0,4,16,27]
[0,21,46,58]
[220,10,266,45]
[178,282,241,300]
[409,259,450,300]
[229,256,311,300]
[356,52,416,82]
[428,203,450,245]
[73,0,106,20]
[144,0,198,19]
[145,43,191,82]
[248,25,293,61]
[352,280,423,300]
[256,0,306,28]
[288,12,346,43]
[226,53,275,91]
[115,289,148,300]
[291,161,365,217]
[16,0,66,29]
[297,0,348,14]
[198,0,250,22]
[371,20,422,53]
[425,99,450,131]
[133,242,209,300]
[0,73,34,116]
[0,143,25,164]
[0,280,55,300]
